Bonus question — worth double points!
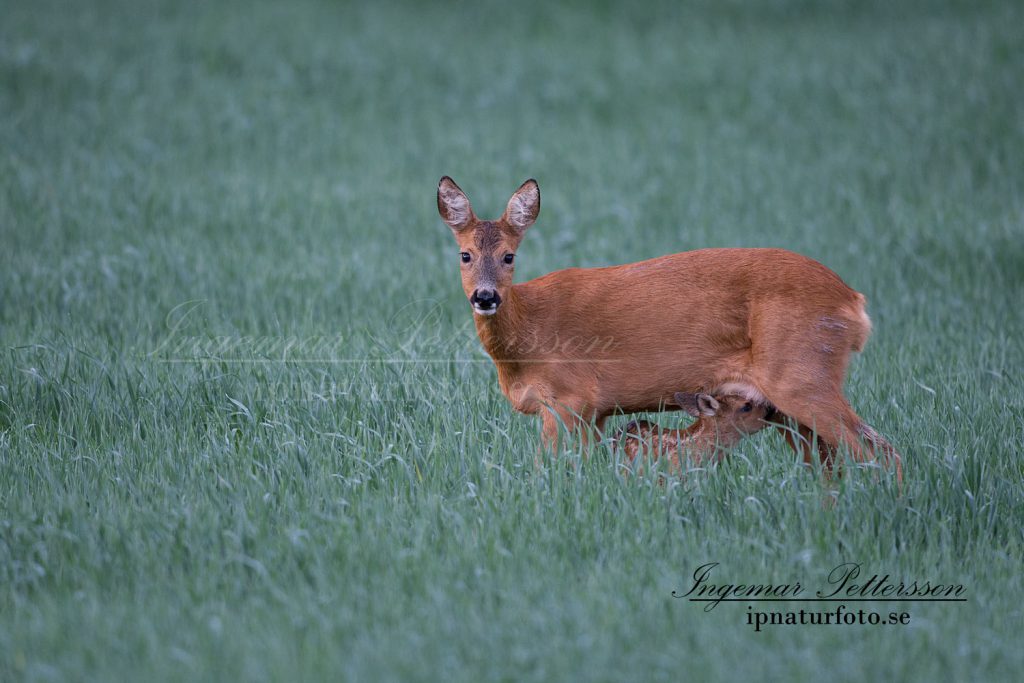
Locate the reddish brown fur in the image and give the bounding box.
[613,393,772,474]
[437,177,902,485]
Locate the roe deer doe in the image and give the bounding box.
[437,176,902,484]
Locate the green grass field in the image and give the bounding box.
[2,0,1023,680]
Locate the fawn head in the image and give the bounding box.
[673,392,772,436]
[437,176,539,316]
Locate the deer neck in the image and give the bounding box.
[715,425,744,448]
[686,421,736,450]
[473,285,530,364]
[681,420,708,446]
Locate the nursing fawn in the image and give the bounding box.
[613,392,773,474]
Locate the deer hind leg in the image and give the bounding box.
[767,390,900,486]
[856,421,903,487]
[829,410,901,488]
[769,415,818,466]
[752,306,900,484]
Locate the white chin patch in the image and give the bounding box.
[473,305,498,316]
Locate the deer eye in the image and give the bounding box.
[460,252,471,263]
[503,253,515,265]
[741,403,753,413]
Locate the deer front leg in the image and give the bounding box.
[539,410,561,456]
[538,401,600,459]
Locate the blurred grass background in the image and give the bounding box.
[1,0,1022,680]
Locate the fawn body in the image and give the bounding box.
[614,392,773,473]
[437,177,901,483]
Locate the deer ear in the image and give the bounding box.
[438,176,475,232]
[502,179,540,232]
[673,392,701,418]
[696,394,720,416]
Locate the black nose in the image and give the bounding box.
[471,289,501,309]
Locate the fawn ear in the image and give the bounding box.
[696,394,720,416]
[438,176,475,232]
[674,392,719,417]
[502,179,540,232]
[674,392,700,418]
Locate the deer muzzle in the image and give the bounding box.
[470,288,501,315]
